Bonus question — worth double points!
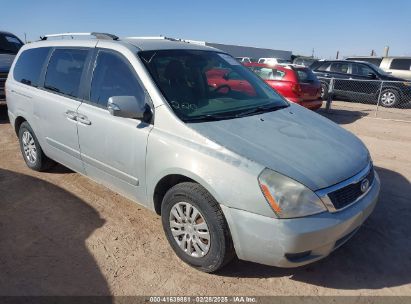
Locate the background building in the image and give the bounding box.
[186,40,292,60]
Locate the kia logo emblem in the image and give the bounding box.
[361,178,370,193]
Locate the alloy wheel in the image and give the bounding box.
[22,131,37,164]
[380,91,396,107]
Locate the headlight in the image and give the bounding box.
[258,168,327,218]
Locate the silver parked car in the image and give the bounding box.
[345,56,411,80]
[6,33,380,272]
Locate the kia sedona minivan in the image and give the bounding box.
[6,33,380,272]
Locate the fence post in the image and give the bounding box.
[375,81,384,117]
[326,78,334,112]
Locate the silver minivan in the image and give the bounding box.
[6,33,380,272]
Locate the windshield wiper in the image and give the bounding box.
[184,113,233,122]
[234,104,289,118]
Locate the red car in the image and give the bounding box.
[206,68,256,97]
[245,63,323,110]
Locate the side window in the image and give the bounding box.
[90,50,145,107]
[351,63,374,76]
[330,62,349,74]
[13,47,51,87]
[390,59,411,71]
[317,62,331,71]
[44,48,88,98]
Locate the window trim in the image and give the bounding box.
[40,46,93,102]
[82,47,151,111]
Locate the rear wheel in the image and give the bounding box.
[18,121,55,171]
[320,82,329,100]
[379,89,400,107]
[161,182,235,273]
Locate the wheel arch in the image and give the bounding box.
[151,170,223,215]
[379,86,403,100]
[14,115,27,135]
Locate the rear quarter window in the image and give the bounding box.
[296,69,317,83]
[390,59,411,71]
[315,62,331,71]
[13,47,51,87]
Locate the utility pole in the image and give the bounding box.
[311,48,314,58]
[24,33,27,44]
[336,50,339,59]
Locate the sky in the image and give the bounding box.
[2,0,411,59]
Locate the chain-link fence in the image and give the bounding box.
[318,77,411,121]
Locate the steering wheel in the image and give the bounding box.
[213,84,232,94]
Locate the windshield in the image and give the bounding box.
[0,33,23,54]
[139,50,288,122]
[276,59,290,64]
[295,68,319,83]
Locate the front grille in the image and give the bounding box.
[0,73,7,99]
[328,165,375,210]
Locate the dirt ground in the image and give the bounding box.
[0,103,410,297]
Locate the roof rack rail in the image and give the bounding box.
[40,32,119,41]
[124,36,180,42]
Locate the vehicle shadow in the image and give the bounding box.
[48,163,74,174]
[0,105,9,124]
[317,108,368,125]
[0,168,112,299]
[218,166,411,290]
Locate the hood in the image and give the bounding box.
[0,54,16,73]
[188,104,369,191]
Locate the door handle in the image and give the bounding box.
[77,114,91,125]
[65,110,77,121]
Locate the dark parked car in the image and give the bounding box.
[0,31,24,104]
[311,60,411,107]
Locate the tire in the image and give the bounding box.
[320,82,329,100]
[161,182,235,273]
[379,89,400,108]
[18,121,55,171]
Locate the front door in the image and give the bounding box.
[77,49,152,203]
[349,63,382,103]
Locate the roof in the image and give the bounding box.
[25,33,221,53]
[123,38,219,52]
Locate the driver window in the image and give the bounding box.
[90,50,145,108]
[352,63,374,77]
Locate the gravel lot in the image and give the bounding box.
[0,104,410,296]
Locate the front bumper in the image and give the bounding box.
[221,171,380,268]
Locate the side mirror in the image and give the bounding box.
[367,72,377,79]
[223,73,230,80]
[107,96,152,122]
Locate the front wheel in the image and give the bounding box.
[379,89,400,107]
[161,182,235,273]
